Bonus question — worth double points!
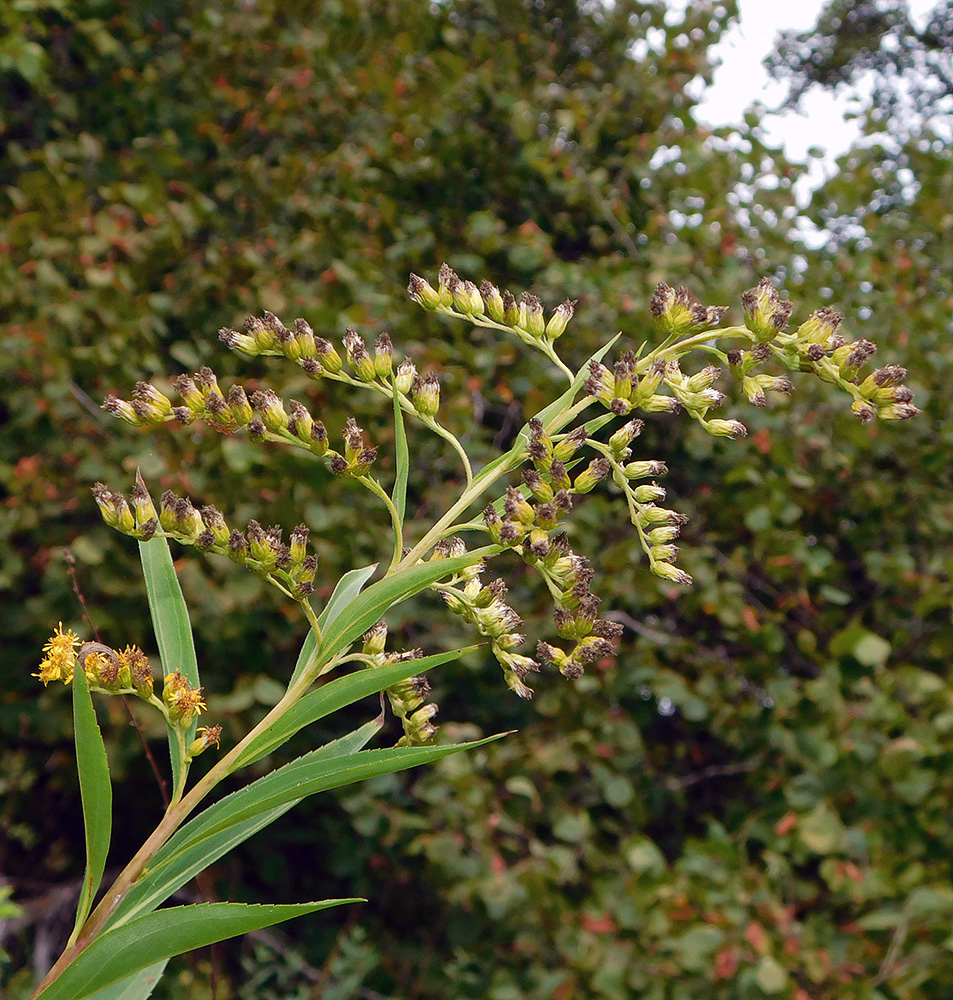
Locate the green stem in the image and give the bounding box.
[357,475,404,572]
[421,416,474,486]
[646,325,754,368]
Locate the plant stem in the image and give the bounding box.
[31,624,332,998]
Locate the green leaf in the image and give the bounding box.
[471,336,620,486]
[83,960,168,1000]
[289,562,379,687]
[36,901,358,1000]
[110,720,384,929]
[392,378,409,526]
[69,664,112,943]
[530,334,620,430]
[232,646,479,772]
[139,537,200,799]
[316,548,497,670]
[134,735,505,918]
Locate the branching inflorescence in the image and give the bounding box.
[31,266,917,999]
[92,266,917,719]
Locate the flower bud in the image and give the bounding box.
[632,482,666,504]
[651,562,693,586]
[438,263,461,308]
[544,298,576,341]
[704,418,748,439]
[573,458,610,494]
[314,338,343,374]
[407,273,441,310]
[395,359,417,394]
[292,318,316,359]
[344,328,377,382]
[250,389,288,434]
[363,620,388,657]
[218,326,260,357]
[412,372,440,417]
[480,280,506,322]
[310,420,329,456]
[553,427,587,463]
[455,279,483,315]
[741,278,793,341]
[623,460,668,480]
[102,394,147,426]
[795,307,843,346]
[519,292,545,338]
[374,333,394,379]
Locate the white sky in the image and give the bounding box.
[691,0,937,191]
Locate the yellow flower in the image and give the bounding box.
[34,623,81,686]
[163,669,207,725]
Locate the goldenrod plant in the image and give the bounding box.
[29,267,916,999]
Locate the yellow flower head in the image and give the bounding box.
[163,669,207,725]
[34,623,82,686]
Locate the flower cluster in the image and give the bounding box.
[35,626,219,758]
[737,279,917,422]
[408,264,577,349]
[34,626,156,700]
[92,472,318,600]
[360,622,437,746]
[433,538,538,698]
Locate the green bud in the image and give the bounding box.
[395,358,417,394]
[651,561,692,586]
[480,280,506,322]
[102,394,147,426]
[219,326,261,357]
[573,458,610,494]
[632,482,666,504]
[314,338,343,374]
[704,418,747,439]
[741,278,793,342]
[374,333,393,378]
[623,460,668,479]
[344,328,377,382]
[412,372,440,417]
[408,273,441,310]
[544,298,576,341]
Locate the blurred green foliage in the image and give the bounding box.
[1,1,951,998]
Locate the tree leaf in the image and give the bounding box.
[36,901,358,1000]
[109,720,385,929]
[139,536,200,799]
[69,664,112,943]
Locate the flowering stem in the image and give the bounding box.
[647,325,753,367]
[357,475,404,573]
[421,416,474,486]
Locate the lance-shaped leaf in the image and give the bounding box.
[109,720,385,930]
[232,646,479,772]
[139,536,200,800]
[289,562,378,687]
[68,664,112,945]
[36,901,358,1000]
[82,959,168,1000]
[392,377,410,526]
[120,734,504,933]
[316,547,498,670]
